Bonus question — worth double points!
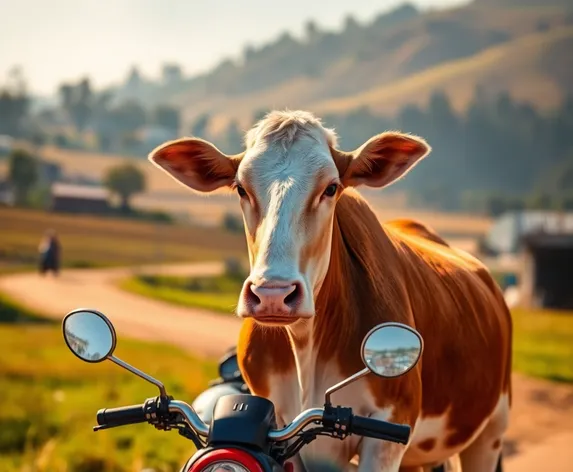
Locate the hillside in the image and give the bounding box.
[134,2,573,131]
[313,26,573,116]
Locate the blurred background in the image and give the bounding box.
[1,0,572,471]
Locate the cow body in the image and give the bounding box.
[148,110,512,472]
[238,193,511,471]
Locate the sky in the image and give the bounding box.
[1,0,467,96]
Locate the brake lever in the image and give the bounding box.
[93,423,121,432]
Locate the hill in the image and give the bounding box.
[313,26,573,116]
[124,2,573,131]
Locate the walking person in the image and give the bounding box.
[38,229,61,276]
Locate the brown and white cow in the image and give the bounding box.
[149,110,512,472]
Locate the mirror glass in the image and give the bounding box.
[361,324,423,378]
[63,310,116,362]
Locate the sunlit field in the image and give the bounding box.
[0,294,216,472]
[0,207,246,273]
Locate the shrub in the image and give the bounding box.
[222,212,243,233]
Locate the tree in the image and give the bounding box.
[252,109,269,124]
[161,63,183,85]
[58,77,93,133]
[190,113,210,138]
[104,163,146,212]
[344,14,360,33]
[0,66,29,136]
[220,120,244,154]
[305,20,321,42]
[109,100,147,134]
[222,212,244,233]
[153,105,180,132]
[8,149,38,206]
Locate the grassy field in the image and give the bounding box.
[120,274,243,314]
[0,295,216,472]
[121,275,573,383]
[0,207,246,273]
[512,308,573,383]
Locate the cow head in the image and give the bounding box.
[149,111,430,327]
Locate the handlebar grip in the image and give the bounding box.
[97,404,147,427]
[351,415,411,445]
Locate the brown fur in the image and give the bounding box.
[238,188,512,451]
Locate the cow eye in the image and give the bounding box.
[237,185,247,198]
[323,184,338,198]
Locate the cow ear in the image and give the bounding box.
[341,132,430,188]
[149,138,242,192]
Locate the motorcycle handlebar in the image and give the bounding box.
[97,404,147,427]
[97,401,410,445]
[350,415,410,445]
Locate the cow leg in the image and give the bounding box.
[357,439,406,472]
[356,411,409,472]
[458,395,509,472]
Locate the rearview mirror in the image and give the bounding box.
[361,323,423,378]
[62,308,168,398]
[63,309,116,363]
[324,322,424,406]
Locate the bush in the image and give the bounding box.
[0,292,51,324]
[116,208,174,224]
[224,257,248,280]
[222,212,244,233]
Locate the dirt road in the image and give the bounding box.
[1,264,572,471]
[0,262,241,359]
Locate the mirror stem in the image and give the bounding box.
[109,355,168,398]
[324,368,370,407]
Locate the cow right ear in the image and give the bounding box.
[340,132,430,189]
[149,138,242,193]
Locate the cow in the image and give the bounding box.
[149,110,512,472]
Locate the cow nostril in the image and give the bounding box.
[284,283,302,308]
[246,283,261,307]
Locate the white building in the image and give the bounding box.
[485,211,573,255]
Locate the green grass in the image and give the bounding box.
[512,308,573,383]
[120,274,242,314]
[0,293,216,472]
[0,292,53,323]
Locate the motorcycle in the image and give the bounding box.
[62,308,424,472]
[194,352,460,472]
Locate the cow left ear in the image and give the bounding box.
[341,132,431,188]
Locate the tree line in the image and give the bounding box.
[0,75,181,156]
[2,67,573,217]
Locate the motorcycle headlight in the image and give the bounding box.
[200,462,249,472]
[189,448,263,472]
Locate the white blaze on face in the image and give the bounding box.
[236,128,341,317]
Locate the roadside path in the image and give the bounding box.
[0,262,241,358]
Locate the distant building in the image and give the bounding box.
[0,180,14,205]
[0,135,14,157]
[50,182,111,214]
[520,232,573,310]
[485,211,573,255]
[38,161,62,186]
